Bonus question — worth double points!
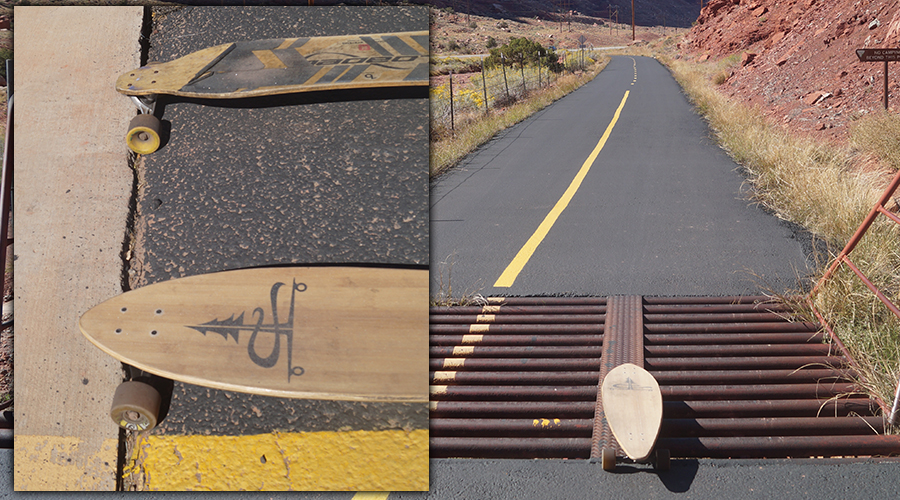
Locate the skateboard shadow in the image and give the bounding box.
[604,459,700,493]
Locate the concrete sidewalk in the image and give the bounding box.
[14,6,144,490]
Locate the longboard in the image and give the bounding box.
[80,267,428,428]
[600,363,666,469]
[115,31,429,154]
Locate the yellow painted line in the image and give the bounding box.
[443,358,465,369]
[430,385,448,395]
[432,371,456,382]
[15,435,119,491]
[476,314,496,323]
[354,493,391,500]
[493,91,631,287]
[469,324,490,333]
[482,305,502,314]
[487,297,506,304]
[136,430,428,491]
[461,334,484,344]
[452,346,475,356]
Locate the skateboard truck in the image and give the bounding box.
[600,445,670,472]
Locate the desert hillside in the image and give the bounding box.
[421,0,701,28]
[682,0,900,142]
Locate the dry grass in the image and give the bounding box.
[430,55,609,179]
[654,40,900,416]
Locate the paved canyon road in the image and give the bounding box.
[431,55,812,298]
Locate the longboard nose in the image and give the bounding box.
[600,363,663,461]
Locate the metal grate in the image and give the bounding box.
[429,296,900,460]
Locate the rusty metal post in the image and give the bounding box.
[449,71,454,132]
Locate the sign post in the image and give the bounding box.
[855,48,900,109]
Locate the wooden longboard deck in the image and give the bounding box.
[79,267,428,402]
[116,31,428,99]
[600,363,663,461]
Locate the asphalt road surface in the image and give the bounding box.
[431,55,813,298]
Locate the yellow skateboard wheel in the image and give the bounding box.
[125,114,161,154]
[110,380,161,431]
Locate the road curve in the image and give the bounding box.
[431,55,811,298]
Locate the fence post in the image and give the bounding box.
[520,53,526,96]
[501,55,510,101]
[449,71,454,132]
[481,57,489,114]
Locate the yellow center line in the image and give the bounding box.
[353,493,390,500]
[493,90,630,288]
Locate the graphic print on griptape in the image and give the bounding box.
[187,279,306,382]
[117,32,430,97]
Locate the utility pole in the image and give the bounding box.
[631,0,635,41]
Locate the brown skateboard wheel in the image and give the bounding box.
[110,380,161,431]
[601,447,616,471]
[125,114,161,154]
[655,448,671,471]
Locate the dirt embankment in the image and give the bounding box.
[681,0,900,143]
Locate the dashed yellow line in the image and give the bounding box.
[493,90,631,287]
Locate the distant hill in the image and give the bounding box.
[419,0,702,29]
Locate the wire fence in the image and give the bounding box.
[430,49,602,137]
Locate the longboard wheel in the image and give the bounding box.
[125,114,161,154]
[110,380,161,431]
[655,448,670,471]
[601,447,616,471]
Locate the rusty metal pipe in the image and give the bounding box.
[663,398,878,418]
[431,371,600,386]
[661,383,858,401]
[645,344,834,357]
[645,356,845,371]
[430,385,597,401]
[430,314,605,324]
[661,416,885,437]
[651,369,854,385]
[430,437,592,459]
[644,296,774,305]
[644,312,793,323]
[431,334,603,347]
[645,322,819,333]
[645,332,825,345]
[430,401,596,418]
[430,346,603,358]
[430,418,593,437]
[431,358,601,371]
[430,324,604,334]
[658,435,900,458]
[644,303,792,314]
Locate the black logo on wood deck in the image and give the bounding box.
[610,377,654,392]
[187,280,306,382]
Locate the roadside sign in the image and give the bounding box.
[856,48,900,62]
[855,48,899,109]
